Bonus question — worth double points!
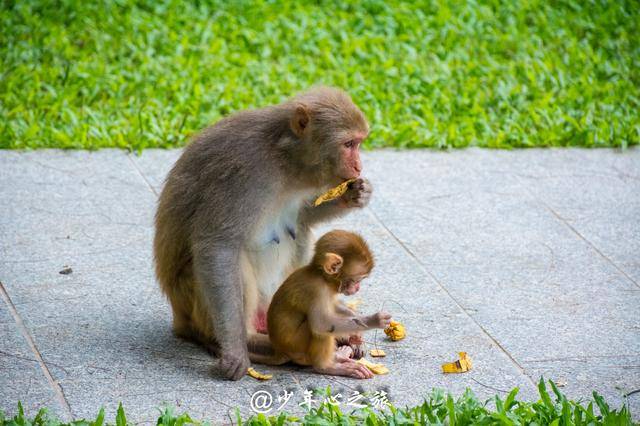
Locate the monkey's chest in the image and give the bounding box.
[244,201,303,300]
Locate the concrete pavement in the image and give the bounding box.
[1,148,638,423]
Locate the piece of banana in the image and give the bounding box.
[356,357,389,375]
[247,367,273,380]
[369,349,386,357]
[314,179,355,206]
[384,320,406,341]
[345,299,363,312]
[441,352,473,373]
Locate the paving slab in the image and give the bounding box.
[0,295,68,420]
[491,149,640,285]
[362,148,640,416]
[1,148,638,423]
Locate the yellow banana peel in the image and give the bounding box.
[356,357,389,375]
[441,352,473,373]
[314,179,355,206]
[247,367,273,380]
[384,321,406,341]
[345,299,363,312]
[369,349,386,357]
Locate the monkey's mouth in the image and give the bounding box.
[342,282,360,296]
[340,171,360,181]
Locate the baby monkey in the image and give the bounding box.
[253,230,392,379]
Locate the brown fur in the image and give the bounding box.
[153,87,371,380]
[265,231,381,372]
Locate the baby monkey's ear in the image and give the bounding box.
[323,253,343,275]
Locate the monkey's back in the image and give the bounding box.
[153,108,293,343]
[165,113,287,234]
[154,107,291,281]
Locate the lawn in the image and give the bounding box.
[2,381,637,425]
[1,0,638,150]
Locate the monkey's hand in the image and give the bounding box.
[339,178,372,208]
[365,311,392,329]
[217,347,250,381]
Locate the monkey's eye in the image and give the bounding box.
[344,140,355,148]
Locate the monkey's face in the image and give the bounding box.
[321,251,370,296]
[291,89,369,187]
[310,129,368,188]
[339,277,361,296]
[334,133,366,181]
[338,264,370,296]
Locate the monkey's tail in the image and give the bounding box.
[153,207,191,295]
[249,352,290,366]
[247,334,290,366]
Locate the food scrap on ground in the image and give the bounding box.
[247,367,272,381]
[357,358,389,375]
[369,349,386,357]
[314,179,355,206]
[384,320,406,341]
[441,352,473,373]
[59,265,73,275]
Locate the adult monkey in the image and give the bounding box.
[154,87,372,380]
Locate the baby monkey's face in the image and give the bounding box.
[339,265,370,296]
[340,278,361,296]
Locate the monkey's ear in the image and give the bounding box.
[290,104,310,137]
[323,252,343,275]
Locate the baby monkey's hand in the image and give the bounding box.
[366,311,392,329]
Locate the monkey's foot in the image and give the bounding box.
[336,337,364,360]
[315,360,373,379]
[335,345,354,362]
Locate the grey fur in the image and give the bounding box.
[154,87,370,380]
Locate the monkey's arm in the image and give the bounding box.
[299,199,349,226]
[309,307,374,336]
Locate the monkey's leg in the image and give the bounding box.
[299,199,346,225]
[309,336,371,379]
[193,246,250,381]
[239,250,261,334]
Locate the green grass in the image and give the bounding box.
[1,0,639,150]
[1,380,637,426]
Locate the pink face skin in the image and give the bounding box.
[338,132,367,180]
[340,276,366,296]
